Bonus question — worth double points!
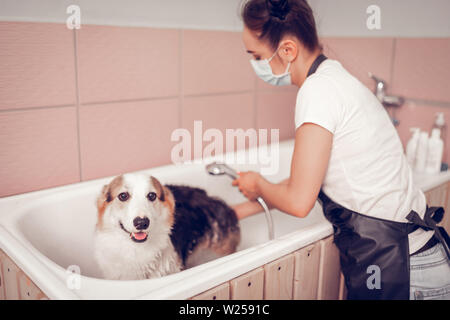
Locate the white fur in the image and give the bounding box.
[93,173,182,280]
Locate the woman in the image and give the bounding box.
[231,0,450,300]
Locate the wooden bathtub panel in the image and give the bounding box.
[0,250,5,300]
[338,272,347,300]
[293,243,321,300]
[191,282,230,300]
[317,236,341,300]
[425,182,449,232]
[18,271,48,300]
[424,182,447,209]
[230,267,264,300]
[445,182,450,232]
[1,254,20,300]
[263,254,295,300]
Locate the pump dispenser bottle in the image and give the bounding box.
[406,127,421,169]
[425,128,444,174]
[415,131,429,173]
[431,112,447,170]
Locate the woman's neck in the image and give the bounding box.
[291,47,322,87]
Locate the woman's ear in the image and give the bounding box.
[278,39,298,63]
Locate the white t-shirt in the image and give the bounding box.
[294,58,434,254]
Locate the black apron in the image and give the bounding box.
[307,53,450,300]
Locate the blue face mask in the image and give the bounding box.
[250,47,292,86]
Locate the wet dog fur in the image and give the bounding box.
[93,172,240,280]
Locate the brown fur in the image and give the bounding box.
[192,226,240,256]
[162,186,176,226]
[96,175,124,229]
[166,184,241,267]
[212,228,241,255]
[150,176,176,226]
[185,227,240,267]
[150,176,165,201]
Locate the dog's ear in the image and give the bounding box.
[100,184,109,200]
[95,175,124,229]
[150,176,165,201]
[97,175,124,209]
[162,185,175,223]
[96,184,110,229]
[96,184,109,210]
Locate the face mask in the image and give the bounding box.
[250,47,292,86]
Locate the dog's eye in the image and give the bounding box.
[147,192,157,202]
[118,192,129,202]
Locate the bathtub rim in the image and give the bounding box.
[1,135,449,299]
[0,208,333,299]
[0,138,311,299]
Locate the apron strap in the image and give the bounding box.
[406,205,450,259]
[307,53,328,77]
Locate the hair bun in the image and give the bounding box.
[266,0,290,20]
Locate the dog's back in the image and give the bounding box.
[166,184,241,268]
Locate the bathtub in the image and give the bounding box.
[0,139,449,299]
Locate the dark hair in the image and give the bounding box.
[241,0,321,52]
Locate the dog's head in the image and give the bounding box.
[95,173,175,244]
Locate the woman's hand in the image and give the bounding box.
[232,171,263,201]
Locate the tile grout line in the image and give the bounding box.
[389,38,397,86]
[389,38,398,121]
[183,90,254,98]
[80,95,181,106]
[73,28,83,182]
[178,29,183,129]
[0,104,77,113]
[75,90,254,107]
[253,75,258,132]
[0,90,258,113]
[406,98,450,108]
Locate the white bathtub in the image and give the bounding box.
[0,139,449,299]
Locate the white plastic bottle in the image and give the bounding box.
[406,127,421,169]
[425,128,444,174]
[431,112,447,167]
[415,131,429,173]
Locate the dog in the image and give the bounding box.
[93,172,240,280]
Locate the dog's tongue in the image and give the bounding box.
[132,232,147,240]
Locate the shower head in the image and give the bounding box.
[205,161,275,240]
[205,162,238,179]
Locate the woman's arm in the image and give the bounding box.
[231,201,266,220]
[233,123,333,218]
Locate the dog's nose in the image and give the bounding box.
[133,217,150,230]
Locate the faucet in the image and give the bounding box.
[369,73,405,126]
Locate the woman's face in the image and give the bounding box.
[242,26,291,76]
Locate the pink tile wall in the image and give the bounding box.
[0,22,297,197]
[256,90,298,142]
[392,39,450,103]
[182,30,254,95]
[0,107,80,197]
[77,25,179,103]
[321,37,395,91]
[181,93,255,157]
[391,38,450,163]
[0,22,76,109]
[1,20,448,198]
[79,99,179,181]
[182,93,255,134]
